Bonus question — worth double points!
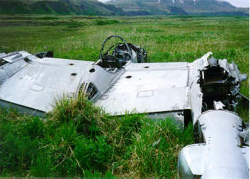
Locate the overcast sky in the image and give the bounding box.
[225,0,249,7]
[98,0,249,7]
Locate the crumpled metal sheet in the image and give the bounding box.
[197,52,246,83]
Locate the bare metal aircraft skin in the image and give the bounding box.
[0,36,248,178]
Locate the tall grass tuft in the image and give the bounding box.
[113,120,193,177]
[0,94,193,177]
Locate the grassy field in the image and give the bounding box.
[0,15,249,177]
[0,15,249,94]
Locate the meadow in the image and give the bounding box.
[0,15,249,177]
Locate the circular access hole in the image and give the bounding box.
[89,68,95,73]
[144,66,150,68]
[126,75,132,79]
[69,63,74,66]
[71,73,77,76]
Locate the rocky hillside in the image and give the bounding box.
[108,0,249,16]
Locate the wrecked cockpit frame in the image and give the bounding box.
[0,36,249,179]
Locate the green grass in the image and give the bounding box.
[0,95,193,177]
[0,15,248,112]
[0,15,248,177]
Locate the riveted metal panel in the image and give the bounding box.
[95,62,191,115]
[0,55,93,112]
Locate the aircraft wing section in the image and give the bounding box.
[0,55,93,113]
[95,62,191,115]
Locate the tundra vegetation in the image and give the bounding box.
[0,15,249,177]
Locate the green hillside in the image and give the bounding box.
[0,0,248,16]
[0,0,124,15]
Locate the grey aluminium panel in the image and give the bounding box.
[0,57,93,112]
[95,62,191,115]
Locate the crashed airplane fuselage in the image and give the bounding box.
[0,36,248,178]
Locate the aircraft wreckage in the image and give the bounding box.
[0,35,249,178]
